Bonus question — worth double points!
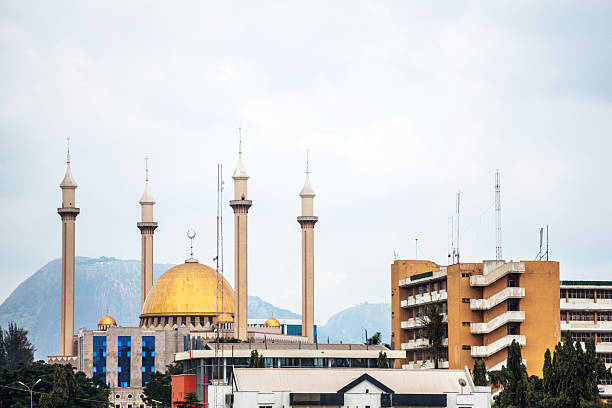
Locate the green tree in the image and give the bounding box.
[488,340,533,408]
[0,361,107,408]
[0,322,35,371]
[366,332,381,345]
[249,349,264,368]
[542,334,609,408]
[39,364,78,408]
[473,359,487,387]
[174,392,203,408]
[376,351,389,368]
[143,362,183,408]
[417,304,445,368]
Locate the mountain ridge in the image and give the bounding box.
[0,257,389,359]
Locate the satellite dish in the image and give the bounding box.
[458,378,467,387]
[187,229,196,239]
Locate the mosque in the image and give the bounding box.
[46,138,401,408]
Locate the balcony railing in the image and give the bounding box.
[401,337,448,350]
[470,311,525,334]
[471,335,526,358]
[470,262,525,287]
[471,287,525,310]
[401,314,448,329]
[400,290,448,308]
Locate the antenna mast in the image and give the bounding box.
[455,192,461,264]
[495,170,502,261]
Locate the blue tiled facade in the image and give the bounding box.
[92,336,107,384]
[141,336,155,387]
[117,336,131,387]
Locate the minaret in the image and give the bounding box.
[58,139,79,356]
[298,151,317,343]
[229,131,252,341]
[137,158,157,308]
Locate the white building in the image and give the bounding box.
[207,367,492,408]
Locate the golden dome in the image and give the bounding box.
[98,315,117,326]
[217,313,234,323]
[141,262,234,317]
[264,317,281,327]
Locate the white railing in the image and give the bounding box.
[400,290,448,308]
[470,311,525,334]
[470,262,525,287]
[401,314,449,330]
[471,287,525,310]
[471,335,526,358]
[560,298,612,310]
[401,337,448,350]
[402,360,450,369]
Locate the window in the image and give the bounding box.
[599,332,612,343]
[507,299,519,311]
[507,323,520,335]
[569,311,594,321]
[565,331,595,342]
[507,274,518,288]
[462,273,470,278]
[567,289,594,299]
[142,336,155,387]
[462,298,470,303]
[92,336,106,382]
[560,289,566,299]
[440,280,446,291]
[462,322,470,326]
[600,312,612,321]
[599,290,612,299]
[462,345,471,350]
[118,336,131,387]
[598,353,612,364]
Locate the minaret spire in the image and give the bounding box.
[57,139,80,357]
[230,128,252,341]
[138,157,158,309]
[298,150,318,343]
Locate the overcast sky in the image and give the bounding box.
[1,1,611,325]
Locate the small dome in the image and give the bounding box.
[264,317,281,327]
[217,313,234,323]
[98,315,117,327]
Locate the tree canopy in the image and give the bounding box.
[174,392,203,408]
[0,361,108,408]
[0,322,35,371]
[142,362,183,408]
[417,304,446,368]
[377,351,389,368]
[472,359,487,387]
[366,332,381,345]
[249,349,264,368]
[541,334,609,408]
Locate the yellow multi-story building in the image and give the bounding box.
[391,259,561,376]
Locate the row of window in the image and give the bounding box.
[405,280,447,297]
[405,302,448,319]
[561,289,612,300]
[93,335,155,388]
[564,331,612,343]
[406,348,449,363]
[561,311,612,322]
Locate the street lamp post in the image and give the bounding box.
[18,379,41,408]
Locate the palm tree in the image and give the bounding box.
[417,303,446,368]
